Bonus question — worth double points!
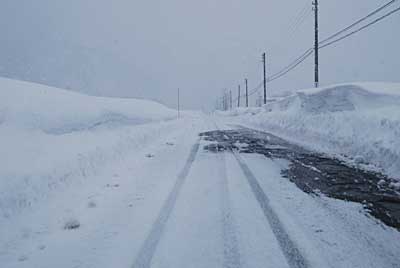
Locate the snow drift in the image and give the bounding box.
[219,83,400,183]
[0,77,177,133]
[0,78,178,218]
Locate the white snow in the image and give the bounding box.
[0,110,206,268]
[1,78,400,267]
[0,77,177,133]
[217,83,400,182]
[0,77,179,219]
[241,152,400,268]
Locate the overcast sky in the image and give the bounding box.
[1,0,399,109]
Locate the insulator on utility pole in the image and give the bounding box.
[245,79,248,107]
[313,0,319,88]
[262,52,267,104]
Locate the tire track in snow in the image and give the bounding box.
[132,139,200,268]
[217,152,242,268]
[211,120,309,267]
[231,151,310,268]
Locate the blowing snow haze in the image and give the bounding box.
[2,1,400,267]
[0,0,399,109]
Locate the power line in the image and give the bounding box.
[269,0,311,60]
[320,6,400,49]
[287,9,313,43]
[249,81,264,96]
[285,2,310,39]
[289,2,310,27]
[267,48,313,81]
[319,0,397,45]
[226,3,314,103]
[234,49,313,99]
[231,78,265,103]
[287,10,313,45]
[268,50,314,82]
[219,1,400,109]
[231,81,263,104]
[266,3,400,83]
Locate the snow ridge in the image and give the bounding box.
[0,77,179,219]
[219,83,400,182]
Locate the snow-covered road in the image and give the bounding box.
[1,115,400,268]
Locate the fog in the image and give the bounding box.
[1,0,399,109]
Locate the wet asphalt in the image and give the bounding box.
[200,127,400,230]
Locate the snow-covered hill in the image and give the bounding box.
[218,83,400,185]
[0,78,179,219]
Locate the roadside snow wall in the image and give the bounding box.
[0,77,177,218]
[224,83,400,182]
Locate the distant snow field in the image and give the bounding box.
[0,78,178,219]
[218,83,400,183]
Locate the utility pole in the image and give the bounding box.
[225,91,228,110]
[177,88,180,118]
[237,85,241,107]
[222,90,227,111]
[313,0,319,88]
[262,52,267,104]
[245,78,248,107]
[224,93,227,111]
[229,90,232,110]
[226,91,228,110]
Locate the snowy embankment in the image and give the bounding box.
[218,83,400,185]
[0,78,178,219]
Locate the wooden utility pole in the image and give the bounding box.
[224,93,227,111]
[237,85,241,107]
[313,0,319,88]
[229,90,232,110]
[245,78,248,107]
[262,52,267,104]
[222,90,227,111]
[177,88,180,118]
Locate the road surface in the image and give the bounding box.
[1,115,400,268]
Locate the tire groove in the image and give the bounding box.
[218,152,242,268]
[231,151,310,268]
[132,139,200,268]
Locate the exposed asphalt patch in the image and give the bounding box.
[200,128,400,230]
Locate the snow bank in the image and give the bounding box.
[0,78,178,218]
[0,77,176,133]
[220,83,400,182]
[215,107,263,117]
